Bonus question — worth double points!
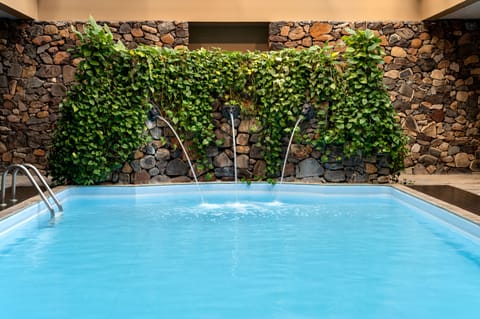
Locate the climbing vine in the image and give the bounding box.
[327,29,407,171]
[249,47,337,176]
[49,18,151,185]
[49,18,406,184]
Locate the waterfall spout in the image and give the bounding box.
[280,103,315,183]
[147,103,199,185]
[222,104,240,184]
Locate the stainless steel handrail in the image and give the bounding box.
[1,164,63,216]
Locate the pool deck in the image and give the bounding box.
[395,173,480,224]
[398,172,480,196]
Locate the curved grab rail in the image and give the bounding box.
[23,164,63,212]
[1,164,62,215]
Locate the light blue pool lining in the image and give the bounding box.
[0,184,479,240]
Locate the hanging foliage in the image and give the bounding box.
[49,18,151,185]
[49,18,406,185]
[326,28,407,170]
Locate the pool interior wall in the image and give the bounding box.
[1,183,479,240]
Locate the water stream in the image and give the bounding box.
[280,117,302,183]
[229,112,238,184]
[157,116,199,185]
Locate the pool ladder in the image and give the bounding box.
[1,164,63,215]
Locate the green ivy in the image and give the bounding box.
[250,46,338,176]
[49,18,151,184]
[326,29,407,171]
[49,19,407,184]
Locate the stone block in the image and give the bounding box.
[118,173,131,184]
[324,170,346,182]
[140,155,156,169]
[155,148,170,161]
[236,133,249,146]
[213,152,233,168]
[454,152,470,168]
[249,144,264,160]
[51,83,66,96]
[237,146,250,154]
[431,69,444,80]
[237,154,249,169]
[288,26,305,40]
[296,158,324,178]
[36,65,61,78]
[205,145,219,157]
[456,91,469,102]
[365,163,378,174]
[280,26,290,37]
[32,35,52,46]
[27,77,44,88]
[161,33,175,44]
[430,110,444,122]
[421,122,437,138]
[410,38,422,48]
[399,68,413,79]
[119,23,131,34]
[253,160,266,177]
[62,65,76,83]
[148,167,160,176]
[310,22,332,39]
[133,170,150,184]
[419,154,438,165]
[290,144,309,161]
[464,55,479,65]
[157,22,176,34]
[54,51,70,64]
[469,159,480,172]
[121,162,133,174]
[399,83,413,98]
[391,47,407,58]
[215,167,234,178]
[166,158,188,176]
[384,70,399,79]
[131,28,144,37]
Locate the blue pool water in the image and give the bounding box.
[0,184,479,319]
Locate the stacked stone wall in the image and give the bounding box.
[1,19,479,184]
[269,20,480,174]
[0,20,188,173]
[121,112,392,184]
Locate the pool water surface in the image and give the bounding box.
[0,184,479,319]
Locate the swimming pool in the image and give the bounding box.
[0,184,479,319]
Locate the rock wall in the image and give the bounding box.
[120,111,392,184]
[269,20,480,174]
[1,19,479,184]
[0,20,188,173]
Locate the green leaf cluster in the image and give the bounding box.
[49,19,407,184]
[49,18,151,184]
[324,29,408,171]
[249,46,338,176]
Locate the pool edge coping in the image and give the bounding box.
[392,184,480,225]
[0,185,69,221]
